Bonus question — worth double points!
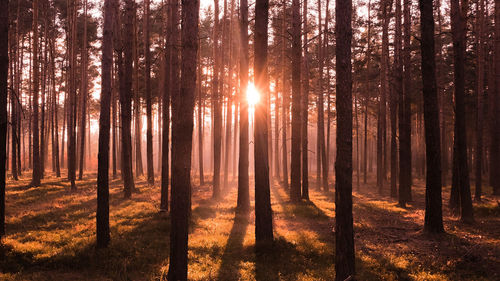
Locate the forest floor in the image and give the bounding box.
[0,172,499,281]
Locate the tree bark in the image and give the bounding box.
[97,0,115,249]
[335,0,355,279]
[450,0,474,222]
[0,0,8,238]
[212,0,222,199]
[144,0,154,184]
[167,0,199,279]
[79,0,88,180]
[301,0,309,200]
[237,0,250,212]
[31,0,42,187]
[419,0,444,234]
[475,0,485,201]
[290,0,302,201]
[254,0,274,243]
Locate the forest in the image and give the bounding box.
[0,0,499,280]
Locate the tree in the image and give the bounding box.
[335,0,355,279]
[491,0,500,196]
[237,0,250,212]
[167,0,199,278]
[254,0,274,243]
[475,0,485,201]
[450,0,474,223]
[31,0,41,187]
[398,0,412,207]
[121,0,136,198]
[144,0,154,185]
[391,0,402,199]
[67,0,77,191]
[0,0,8,239]
[301,0,309,200]
[79,0,88,180]
[290,0,301,201]
[212,0,222,199]
[419,0,444,234]
[96,0,115,249]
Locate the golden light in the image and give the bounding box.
[247,82,260,106]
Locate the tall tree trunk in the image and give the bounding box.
[254,0,274,243]
[290,0,302,201]
[144,0,154,184]
[31,0,42,187]
[197,43,204,185]
[167,0,199,278]
[79,0,88,180]
[121,0,136,198]
[450,0,474,222]
[237,0,250,212]
[490,0,500,195]
[475,0,485,201]
[212,0,222,199]
[67,0,77,190]
[390,0,402,199]
[364,0,371,184]
[378,0,390,194]
[301,0,309,200]
[419,0,444,234]
[281,0,289,190]
[0,0,8,238]
[133,5,144,177]
[335,0,355,279]
[97,0,115,249]
[399,0,412,206]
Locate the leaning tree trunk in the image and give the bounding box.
[334,0,355,279]
[166,0,199,279]
[419,0,444,234]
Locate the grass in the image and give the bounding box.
[0,172,499,280]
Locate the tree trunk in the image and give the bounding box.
[450,0,474,223]
[120,0,136,198]
[167,0,199,278]
[419,0,444,234]
[79,0,88,180]
[399,0,412,206]
[475,0,485,201]
[491,0,500,195]
[144,0,154,185]
[335,0,355,279]
[237,0,250,212]
[97,0,115,249]
[254,0,274,243]
[212,0,222,199]
[31,0,41,187]
[133,5,144,177]
[301,0,309,200]
[0,0,8,238]
[290,0,302,201]
[281,0,289,190]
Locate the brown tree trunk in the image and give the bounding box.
[144,0,154,184]
[31,0,42,187]
[254,0,274,243]
[490,0,500,195]
[475,0,485,201]
[67,0,77,190]
[281,0,289,190]
[97,0,115,249]
[212,0,222,199]
[166,0,199,278]
[78,0,88,180]
[399,0,412,206]
[335,0,355,279]
[450,0,474,222]
[133,5,143,177]
[237,0,250,212]
[419,0,444,234]
[120,0,136,198]
[301,0,309,199]
[0,0,8,238]
[290,0,302,201]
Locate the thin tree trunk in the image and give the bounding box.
[0,0,8,238]
[212,0,222,199]
[475,0,485,201]
[281,0,289,190]
[144,0,154,184]
[78,0,88,180]
[301,0,309,200]
[391,0,402,199]
[237,0,250,212]
[31,0,41,187]
[133,5,144,177]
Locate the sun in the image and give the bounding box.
[247,82,260,106]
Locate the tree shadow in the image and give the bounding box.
[216,211,250,280]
